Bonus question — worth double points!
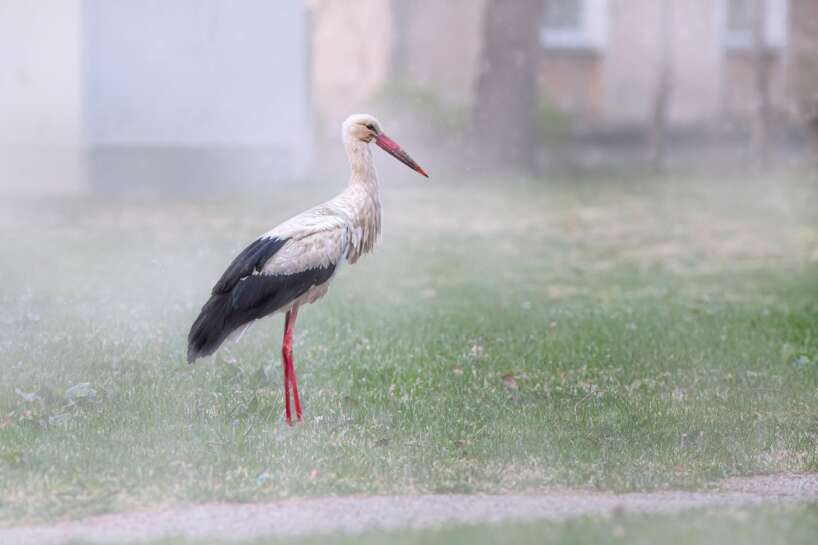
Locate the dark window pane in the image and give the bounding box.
[727,0,753,33]
[543,0,582,31]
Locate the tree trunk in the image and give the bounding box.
[809,100,818,159]
[751,0,772,169]
[390,0,412,79]
[790,0,818,160]
[473,0,544,173]
[649,0,674,172]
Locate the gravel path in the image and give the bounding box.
[4,474,818,544]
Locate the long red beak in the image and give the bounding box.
[375,133,429,178]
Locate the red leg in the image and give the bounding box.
[289,361,302,421]
[287,306,302,421]
[282,305,302,423]
[281,312,293,424]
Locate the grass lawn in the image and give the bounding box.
[66,504,818,545]
[1,172,817,525]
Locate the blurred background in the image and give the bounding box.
[2,2,818,531]
[2,0,817,196]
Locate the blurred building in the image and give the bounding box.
[84,0,311,193]
[0,0,85,195]
[4,0,815,195]
[541,0,796,127]
[310,0,815,134]
[308,0,487,134]
[1,0,311,195]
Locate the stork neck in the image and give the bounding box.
[345,139,379,190]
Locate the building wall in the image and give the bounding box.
[668,0,722,124]
[0,0,85,195]
[603,0,664,124]
[308,0,806,132]
[604,0,723,126]
[540,54,604,122]
[787,0,818,117]
[308,0,485,136]
[601,0,798,125]
[718,0,794,121]
[84,0,311,191]
[722,54,790,119]
[404,0,487,105]
[308,0,394,135]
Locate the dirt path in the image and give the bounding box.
[4,474,818,544]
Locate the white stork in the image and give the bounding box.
[187,114,428,424]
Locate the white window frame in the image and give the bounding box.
[719,0,789,51]
[540,0,608,51]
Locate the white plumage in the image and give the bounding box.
[187,113,428,424]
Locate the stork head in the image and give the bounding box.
[342,114,429,178]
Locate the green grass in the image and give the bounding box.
[66,505,818,545]
[1,173,817,525]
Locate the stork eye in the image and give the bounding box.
[365,123,376,131]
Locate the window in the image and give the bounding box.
[540,0,608,50]
[726,0,753,35]
[722,0,789,50]
[543,0,582,32]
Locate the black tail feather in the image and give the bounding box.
[187,235,287,364]
[187,293,234,363]
[186,264,338,363]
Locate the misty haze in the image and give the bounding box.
[1,1,817,544]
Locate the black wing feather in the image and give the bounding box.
[187,262,336,364]
[212,236,288,294]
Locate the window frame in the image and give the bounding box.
[720,0,790,52]
[539,0,608,51]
